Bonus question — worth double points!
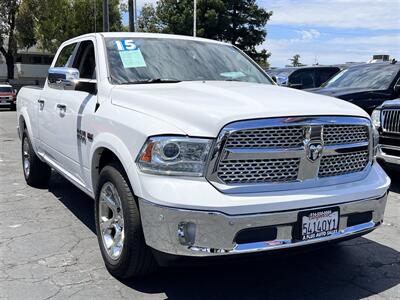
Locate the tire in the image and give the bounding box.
[95,161,157,279]
[21,129,51,187]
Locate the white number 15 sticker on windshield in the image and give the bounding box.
[115,40,137,51]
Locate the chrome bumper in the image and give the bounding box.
[377,145,400,165]
[139,194,387,257]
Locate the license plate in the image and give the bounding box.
[0,100,6,103]
[299,208,339,241]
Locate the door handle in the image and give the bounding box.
[38,99,45,104]
[57,104,66,110]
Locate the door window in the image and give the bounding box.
[72,41,96,79]
[54,43,77,67]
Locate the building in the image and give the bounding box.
[0,44,54,86]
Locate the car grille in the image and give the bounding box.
[218,158,300,184]
[382,109,400,133]
[207,117,371,193]
[323,125,368,145]
[224,126,304,149]
[318,150,369,177]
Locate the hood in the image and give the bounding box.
[309,86,390,99]
[111,81,369,137]
[378,98,400,109]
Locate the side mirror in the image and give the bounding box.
[48,67,79,90]
[271,76,277,83]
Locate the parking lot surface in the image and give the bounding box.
[0,110,399,300]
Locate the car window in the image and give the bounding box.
[289,69,316,89]
[72,41,96,79]
[324,64,400,90]
[315,68,340,86]
[0,87,13,93]
[105,38,272,85]
[54,43,77,67]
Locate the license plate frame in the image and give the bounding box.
[295,207,340,241]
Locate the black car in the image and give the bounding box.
[372,99,400,169]
[266,66,341,89]
[309,62,400,115]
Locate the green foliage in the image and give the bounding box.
[137,0,272,65]
[287,54,306,67]
[138,4,162,33]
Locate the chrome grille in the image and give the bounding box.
[323,125,368,145]
[319,151,369,177]
[207,117,372,193]
[382,109,400,133]
[218,158,300,184]
[224,126,304,148]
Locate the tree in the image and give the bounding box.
[137,0,273,63]
[223,0,272,58]
[288,54,306,67]
[1,0,123,79]
[0,0,19,79]
[138,3,162,33]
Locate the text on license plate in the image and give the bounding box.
[301,209,339,241]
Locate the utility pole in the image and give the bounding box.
[193,0,197,37]
[103,0,109,32]
[128,0,136,32]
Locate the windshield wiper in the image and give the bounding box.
[120,78,181,84]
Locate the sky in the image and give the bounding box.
[121,0,400,67]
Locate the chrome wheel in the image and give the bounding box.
[99,182,125,260]
[22,137,31,177]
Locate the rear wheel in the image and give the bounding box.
[21,129,51,187]
[95,162,157,279]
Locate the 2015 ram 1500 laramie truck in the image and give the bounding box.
[17,33,390,279]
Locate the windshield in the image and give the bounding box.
[105,38,272,85]
[323,64,399,90]
[0,87,13,93]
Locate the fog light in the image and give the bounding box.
[177,222,196,246]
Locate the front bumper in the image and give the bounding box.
[377,145,400,166]
[139,194,388,257]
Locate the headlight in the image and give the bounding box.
[136,136,213,176]
[371,109,381,128]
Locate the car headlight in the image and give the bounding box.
[136,136,213,176]
[371,109,381,128]
[372,125,379,158]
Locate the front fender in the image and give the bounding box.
[90,132,143,197]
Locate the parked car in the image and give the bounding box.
[17,33,390,279]
[0,83,17,110]
[372,99,400,168]
[266,66,341,89]
[309,62,400,115]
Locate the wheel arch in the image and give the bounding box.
[90,134,143,197]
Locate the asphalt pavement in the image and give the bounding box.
[0,110,399,300]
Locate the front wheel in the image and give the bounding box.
[21,129,51,187]
[95,162,157,279]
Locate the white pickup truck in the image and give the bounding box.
[17,32,390,279]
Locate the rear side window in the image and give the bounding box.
[54,43,77,67]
